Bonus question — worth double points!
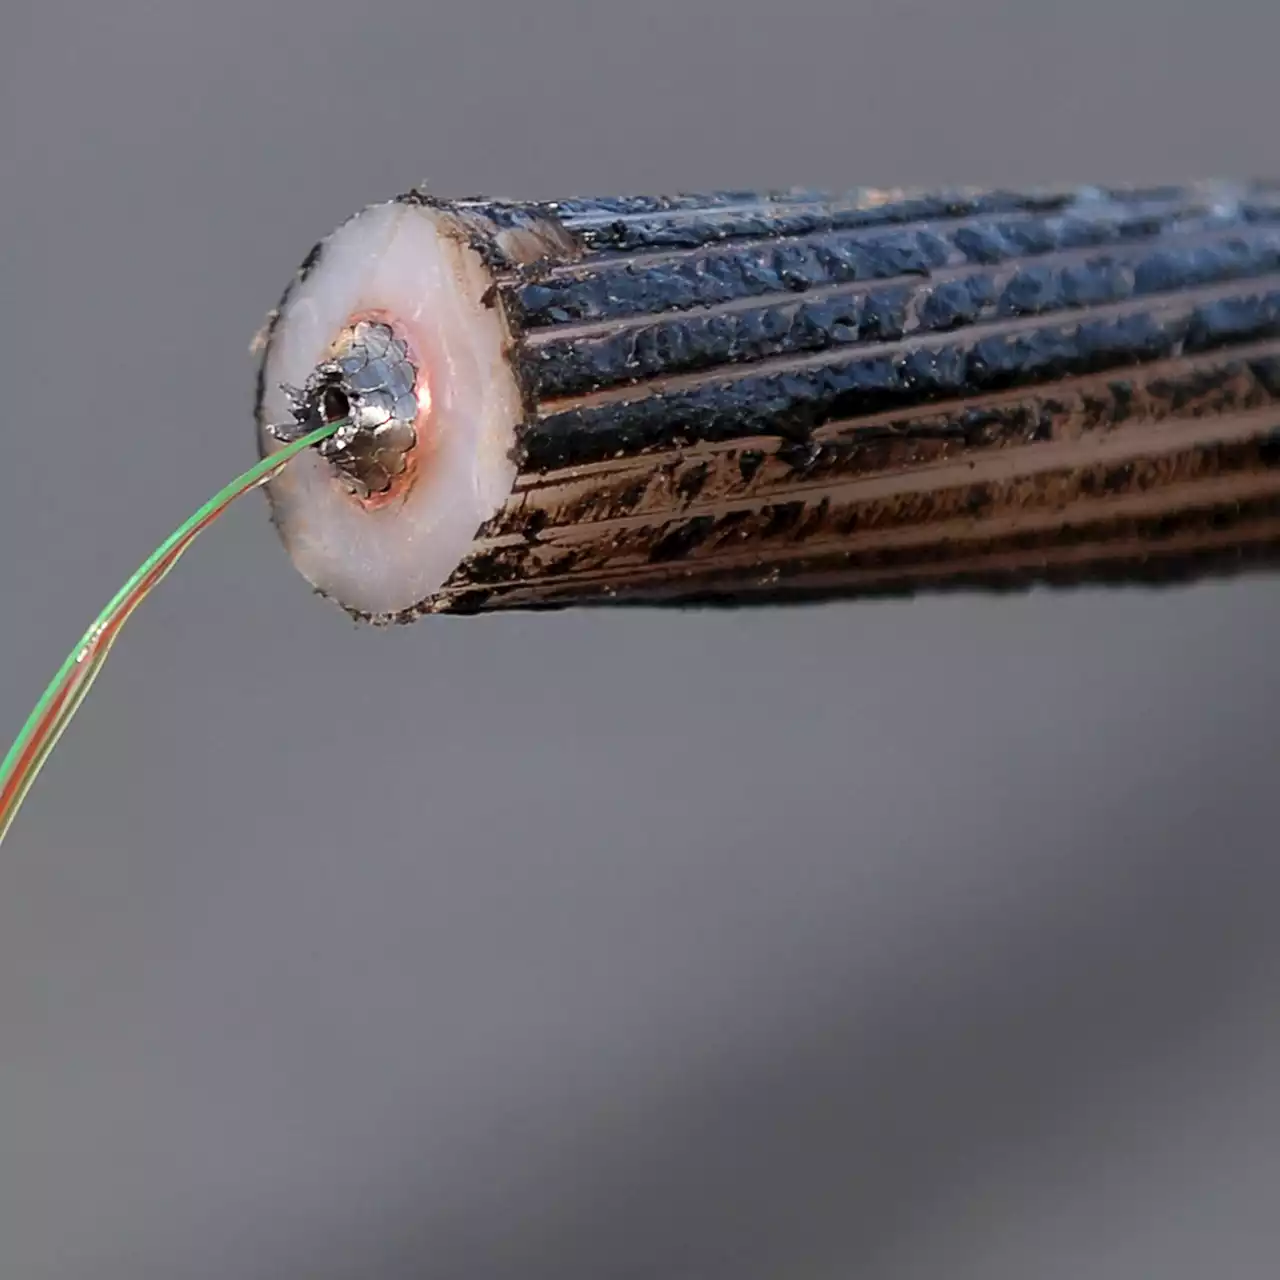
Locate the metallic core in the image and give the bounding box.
[276,319,419,496]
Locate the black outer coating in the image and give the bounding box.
[517,198,1278,330]
[524,228,1280,404]
[419,184,1280,464]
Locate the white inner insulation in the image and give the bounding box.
[257,201,522,616]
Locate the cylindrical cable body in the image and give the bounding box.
[255,181,1280,618]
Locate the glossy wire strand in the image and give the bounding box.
[0,421,340,847]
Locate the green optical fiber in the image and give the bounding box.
[0,421,340,846]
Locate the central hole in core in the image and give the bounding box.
[321,384,350,424]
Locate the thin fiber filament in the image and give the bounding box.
[0,422,339,846]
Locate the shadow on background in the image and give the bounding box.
[353,790,1273,1279]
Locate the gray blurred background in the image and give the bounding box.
[2,1,1279,1276]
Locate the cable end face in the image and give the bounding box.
[255,200,523,618]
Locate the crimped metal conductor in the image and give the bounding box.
[277,319,419,497]
[256,179,1280,619]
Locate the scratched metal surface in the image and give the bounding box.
[3,2,1280,1279]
